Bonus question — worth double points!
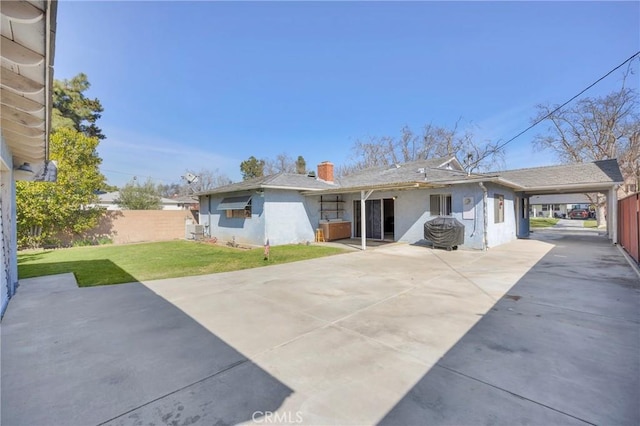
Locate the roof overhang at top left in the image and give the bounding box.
[1,0,57,181]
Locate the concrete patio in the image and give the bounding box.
[1,231,638,425]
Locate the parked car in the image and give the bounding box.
[568,209,589,219]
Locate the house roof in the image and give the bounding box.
[337,157,467,188]
[492,159,624,193]
[198,157,623,197]
[198,172,337,195]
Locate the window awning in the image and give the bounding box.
[218,195,252,210]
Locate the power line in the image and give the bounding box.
[491,50,640,154]
[100,168,169,183]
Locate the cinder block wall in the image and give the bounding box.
[87,210,197,244]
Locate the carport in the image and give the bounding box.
[495,159,624,243]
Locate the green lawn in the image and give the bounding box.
[18,240,347,287]
[529,218,559,228]
[583,219,598,228]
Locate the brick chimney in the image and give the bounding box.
[317,161,334,183]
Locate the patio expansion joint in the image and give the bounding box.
[249,273,451,364]
[95,359,249,426]
[430,250,498,303]
[435,364,597,426]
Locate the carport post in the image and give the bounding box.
[361,190,374,250]
[609,186,618,244]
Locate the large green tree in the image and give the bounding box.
[52,73,105,139]
[116,179,161,210]
[16,128,105,247]
[240,156,265,180]
[296,155,307,174]
[16,73,107,248]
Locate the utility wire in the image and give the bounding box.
[101,168,169,183]
[489,50,640,156]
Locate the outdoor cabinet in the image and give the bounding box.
[320,221,352,241]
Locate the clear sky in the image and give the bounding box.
[54,1,640,187]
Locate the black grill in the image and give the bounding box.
[424,217,465,250]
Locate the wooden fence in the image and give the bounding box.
[618,193,639,264]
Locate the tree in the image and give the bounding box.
[240,156,265,180]
[338,121,504,176]
[16,128,106,248]
[52,73,105,139]
[264,153,295,174]
[296,156,307,174]
[116,178,161,210]
[16,73,107,248]
[533,72,640,226]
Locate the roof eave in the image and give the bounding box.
[522,181,622,195]
[300,181,446,196]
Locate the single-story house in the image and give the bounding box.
[198,157,624,250]
[1,0,57,316]
[529,194,593,218]
[95,191,193,211]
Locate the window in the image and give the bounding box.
[494,194,504,223]
[225,199,252,219]
[626,184,637,193]
[430,194,452,216]
[219,196,252,219]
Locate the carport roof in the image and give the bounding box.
[491,159,624,194]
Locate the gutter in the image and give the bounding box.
[479,182,488,251]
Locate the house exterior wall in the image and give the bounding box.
[484,183,517,247]
[1,135,17,316]
[198,182,516,250]
[341,185,488,250]
[264,189,317,245]
[201,191,266,246]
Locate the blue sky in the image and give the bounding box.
[54,1,640,187]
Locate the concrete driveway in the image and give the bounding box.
[2,232,638,425]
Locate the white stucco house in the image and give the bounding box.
[1,0,57,315]
[198,157,623,251]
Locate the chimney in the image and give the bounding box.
[317,161,334,183]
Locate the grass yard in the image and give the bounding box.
[18,240,347,287]
[583,219,598,228]
[529,218,559,228]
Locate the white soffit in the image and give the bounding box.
[0,0,56,166]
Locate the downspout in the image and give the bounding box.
[207,195,212,237]
[479,182,488,251]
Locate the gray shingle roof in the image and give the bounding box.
[336,157,477,189]
[494,159,624,188]
[199,172,336,195]
[199,157,623,196]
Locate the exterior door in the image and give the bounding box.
[353,199,382,239]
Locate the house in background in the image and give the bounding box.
[96,191,194,211]
[198,158,623,251]
[1,0,57,315]
[529,194,592,218]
